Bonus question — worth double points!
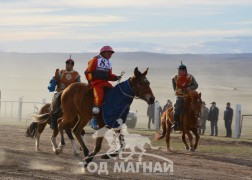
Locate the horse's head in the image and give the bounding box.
[130,67,155,104]
[187,91,202,118]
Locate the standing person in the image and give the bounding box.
[85,46,122,130]
[162,99,172,113]
[47,56,81,129]
[147,102,162,130]
[171,62,198,129]
[198,101,209,135]
[224,102,233,138]
[147,104,154,130]
[208,102,219,136]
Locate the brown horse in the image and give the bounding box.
[58,67,155,165]
[156,91,202,151]
[26,103,81,155]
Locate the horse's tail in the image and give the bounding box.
[155,111,167,140]
[32,113,50,124]
[26,122,38,138]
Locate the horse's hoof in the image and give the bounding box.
[84,156,93,165]
[83,161,88,168]
[185,147,189,150]
[101,154,110,159]
[167,148,172,152]
[189,147,195,152]
[73,152,80,156]
[55,149,61,155]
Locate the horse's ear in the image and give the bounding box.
[134,67,141,77]
[199,92,201,98]
[143,67,149,76]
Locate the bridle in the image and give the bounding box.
[190,96,202,119]
[117,71,152,100]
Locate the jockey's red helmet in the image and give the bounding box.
[100,46,114,54]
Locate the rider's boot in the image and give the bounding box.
[90,106,100,130]
[50,112,58,129]
[171,113,180,130]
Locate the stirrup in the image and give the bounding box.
[90,118,98,130]
[171,121,179,130]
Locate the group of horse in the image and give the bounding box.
[26,67,202,166]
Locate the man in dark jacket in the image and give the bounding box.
[224,102,233,138]
[208,102,219,136]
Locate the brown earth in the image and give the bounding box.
[0,122,251,180]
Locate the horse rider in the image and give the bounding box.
[85,46,122,130]
[171,62,198,129]
[48,56,81,129]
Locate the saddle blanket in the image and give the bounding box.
[102,79,134,128]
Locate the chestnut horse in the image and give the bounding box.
[26,103,81,155]
[58,67,155,165]
[156,91,202,151]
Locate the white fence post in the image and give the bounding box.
[154,101,160,130]
[0,90,1,118]
[235,104,241,138]
[18,97,23,121]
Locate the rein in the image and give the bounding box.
[117,71,152,100]
[117,79,140,99]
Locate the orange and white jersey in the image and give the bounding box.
[56,69,80,92]
[85,55,117,87]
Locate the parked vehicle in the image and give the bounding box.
[125,111,137,128]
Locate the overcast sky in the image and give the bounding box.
[1,0,252,53]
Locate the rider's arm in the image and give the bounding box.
[85,58,98,81]
[172,76,176,91]
[75,74,81,82]
[108,68,117,81]
[188,76,198,91]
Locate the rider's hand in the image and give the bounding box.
[55,69,59,77]
[186,87,192,91]
[116,75,122,81]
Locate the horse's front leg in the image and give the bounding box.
[181,131,189,150]
[184,130,194,151]
[109,130,125,157]
[71,119,89,158]
[84,137,104,166]
[35,130,41,152]
[64,128,80,156]
[192,128,200,150]
[100,130,125,159]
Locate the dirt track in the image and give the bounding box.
[0,122,251,180]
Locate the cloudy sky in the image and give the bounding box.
[1,0,252,53]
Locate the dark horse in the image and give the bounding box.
[58,67,155,165]
[26,103,82,155]
[156,90,202,151]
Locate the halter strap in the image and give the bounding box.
[117,79,139,99]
